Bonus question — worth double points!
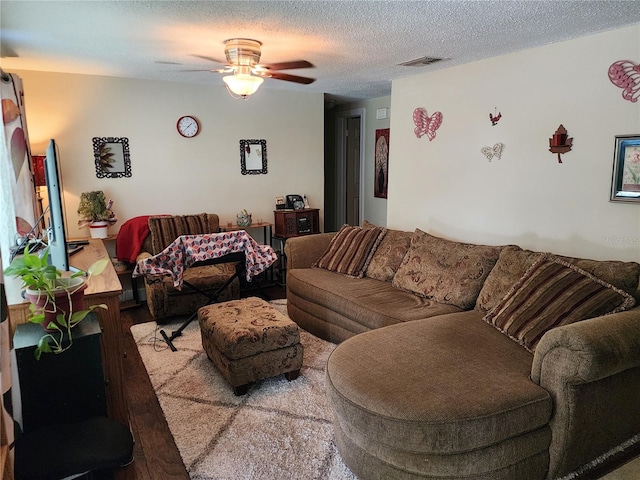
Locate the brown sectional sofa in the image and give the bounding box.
[285,225,640,480]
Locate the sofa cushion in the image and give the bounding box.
[287,268,463,333]
[392,229,501,309]
[149,213,210,254]
[484,255,636,353]
[476,246,640,313]
[476,246,544,313]
[362,220,412,282]
[326,310,552,455]
[557,253,640,297]
[314,224,386,278]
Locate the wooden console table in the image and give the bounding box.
[5,239,129,428]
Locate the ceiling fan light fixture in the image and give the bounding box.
[223,72,264,99]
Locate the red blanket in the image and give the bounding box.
[116,216,154,263]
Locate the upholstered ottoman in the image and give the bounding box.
[198,297,304,395]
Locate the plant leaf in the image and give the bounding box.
[88,303,108,312]
[29,313,46,324]
[88,258,109,276]
[69,310,91,326]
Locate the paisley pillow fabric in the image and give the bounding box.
[475,246,544,313]
[484,255,636,353]
[315,224,386,278]
[361,220,412,282]
[476,246,640,313]
[392,229,501,309]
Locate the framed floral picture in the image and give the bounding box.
[610,134,640,203]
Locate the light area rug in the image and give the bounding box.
[130,299,357,480]
[131,300,640,480]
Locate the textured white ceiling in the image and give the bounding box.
[2,1,640,102]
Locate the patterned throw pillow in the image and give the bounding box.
[149,213,210,254]
[314,224,386,278]
[392,229,501,309]
[361,220,412,282]
[484,255,636,353]
[475,246,543,313]
[476,246,640,313]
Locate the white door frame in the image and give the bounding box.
[335,108,365,225]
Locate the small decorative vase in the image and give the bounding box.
[236,212,252,227]
[89,221,109,239]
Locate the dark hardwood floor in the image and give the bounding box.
[113,285,638,480]
[115,285,287,480]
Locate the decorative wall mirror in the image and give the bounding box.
[240,139,267,175]
[92,137,132,178]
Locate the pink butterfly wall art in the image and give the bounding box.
[608,60,640,103]
[413,107,443,141]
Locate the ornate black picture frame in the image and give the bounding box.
[240,139,267,175]
[92,137,132,178]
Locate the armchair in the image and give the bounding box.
[135,213,240,323]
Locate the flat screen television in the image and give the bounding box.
[44,139,69,271]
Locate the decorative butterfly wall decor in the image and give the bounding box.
[413,107,443,141]
[608,60,640,103]
[481,143,504,161]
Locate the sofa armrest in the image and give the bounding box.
[135,251,152,263]
[284,233,336,270]
[531,305,640,384]
[531,304,640,477]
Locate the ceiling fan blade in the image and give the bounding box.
[260,60,314,71]
[191,54,225,64]
[264,71,316,84]
[176,69,218,73]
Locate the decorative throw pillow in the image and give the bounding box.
[484,255,636,353]
[314,224,386,278]
[475,246,543,313]
[555,254,640,297]
[362,220,412,282]
[391,229,502,309]
[149,213,210,254]
[476,246,640,313]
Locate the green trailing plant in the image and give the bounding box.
[4,245,109,359]
[77,190,117,229]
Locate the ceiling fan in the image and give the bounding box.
[191,38,315,99]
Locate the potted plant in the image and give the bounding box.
[4,245,109,360]
[77,190,117,239]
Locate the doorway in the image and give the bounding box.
[335,109,365,227]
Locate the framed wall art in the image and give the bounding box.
[375,128,389,198]
[240,139,267,175]
[92,137,131,178]
[610,134,640,203]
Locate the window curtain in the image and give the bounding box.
[0,69,37,266]
[1,265,14,480]
[1,68,35,480]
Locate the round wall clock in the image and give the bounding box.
[176,115,200,138]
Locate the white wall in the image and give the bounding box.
[388,25,640,262]
[14,70,324,238]
[334,96,391,227]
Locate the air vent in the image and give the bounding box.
[399,56,446,67]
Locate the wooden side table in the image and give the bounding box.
[272,209,320,285]
[273,208,319,238]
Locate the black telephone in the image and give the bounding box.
[285,194,305,210]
